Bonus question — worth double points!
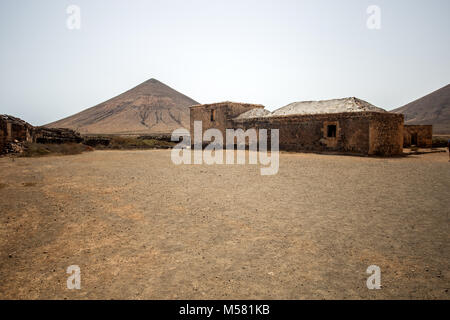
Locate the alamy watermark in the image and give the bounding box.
[171,121,279,175]
[66,5,81,30]
[67,265,81,289]
[366,265,381,289]
[366,5,381,30]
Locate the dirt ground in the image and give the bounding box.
[0,150,449,299]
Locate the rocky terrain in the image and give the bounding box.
[46,79,199,135]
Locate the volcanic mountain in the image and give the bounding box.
[392,84,450,134]
[46,79,199,135]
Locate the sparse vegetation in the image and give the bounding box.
[97,136,175,150]
[432,136,449,148]
[11,138,175,157]
[21,142,93,157]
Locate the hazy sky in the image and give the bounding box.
[0,0,449,125]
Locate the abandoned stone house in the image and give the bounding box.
[190,98,406,156]
[403,125,433,148]
[0,115,82,154]
[0,115,34,153]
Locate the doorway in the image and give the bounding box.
[411,133,418,146]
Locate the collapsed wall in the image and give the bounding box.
[33,127,83,144]
[1,114,83,154]
[0,115,34,154]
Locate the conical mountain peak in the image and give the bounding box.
[46,79,199,135]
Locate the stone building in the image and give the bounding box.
[190,98,405,156]
[1,114,82,154]
[403,125,433,148]
[0,115,34,153]
[189,102,265,140]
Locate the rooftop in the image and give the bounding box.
[233,97,387,120]
[270,97,386,116]
[1,114,33,127]
[190,101,265,109]
[234,108,272,119]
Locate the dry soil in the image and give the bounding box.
[0,150,449,299]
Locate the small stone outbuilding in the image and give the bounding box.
[403,125,433,148]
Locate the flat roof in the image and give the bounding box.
[190,101,265,109]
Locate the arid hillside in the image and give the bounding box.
[392,84,450,134]
[46,79,199,135]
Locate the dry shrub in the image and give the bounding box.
[101,136,175,150]
[21,143,93,157]
[432,136,449,148]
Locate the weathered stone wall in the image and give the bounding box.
[368,113,404,156]
[403,125,432,148]
[232,112,404,156]
[83,136,112,147]
[0,115,34,154]
[33,127,83,144]
[1,115,84,154]
[190,102,264,144]
[0,117,6,152]
[189,104,405,156]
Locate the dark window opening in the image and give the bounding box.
[327,124,337,138]
[211,109,216,122]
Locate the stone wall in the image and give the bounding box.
[1,114,83,154]
[368,113,404,156]
[403,125,433,148]
[0,115,34,153]
[33,127,83,144]
[189,102,404,156]
[232,112,403,156]
[190,102,264,144]
[0,117,6,152]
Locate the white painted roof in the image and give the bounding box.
[234,108,272,119]
[270,97,386,116]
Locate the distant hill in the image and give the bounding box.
[46,79,199,135]
[391,84,450,134]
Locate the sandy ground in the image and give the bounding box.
[0,150,449,299]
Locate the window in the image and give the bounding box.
[327,124,336,138]
[210,109,216,122]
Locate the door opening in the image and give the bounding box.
[411,133,418,146]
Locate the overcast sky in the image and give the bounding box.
[0,0,449,125]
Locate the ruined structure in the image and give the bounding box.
[33,127,83,144]
[189,102,265,139]
[403,125,433,148]
[0,115,34,153]
[0,115,82,154]
[190,98,405,156]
